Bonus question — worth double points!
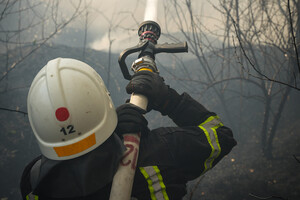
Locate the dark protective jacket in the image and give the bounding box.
[20,93,237,200]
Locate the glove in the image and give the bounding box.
[115,103,149,139]
[126,71,181,115]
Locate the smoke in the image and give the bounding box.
[91,0,160,52]
[84,0,222,53]
[90,29,138,52]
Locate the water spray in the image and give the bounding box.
[144,0,158,21]
[110,1,188,199]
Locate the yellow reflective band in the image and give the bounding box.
[200,115,220,126]
[54,133,96,157]
[153,166,169,200]
[138,68,153,72]
[26,194,39,200]
[139,167,156,200]
[199,126,214,173]
[199,116,223,175]
[140,166,169,200]
[211,124,222,165]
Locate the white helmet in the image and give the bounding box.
[27,58,117,160]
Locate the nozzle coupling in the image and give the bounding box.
[138,21,161,44]
[131,57,158,73]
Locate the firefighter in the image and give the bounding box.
[20,58,236,200]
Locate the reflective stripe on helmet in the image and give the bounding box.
[199,116,223,174]
[139,166,169,200]
[53,133,96,157]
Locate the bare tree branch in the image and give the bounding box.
[0,0,85,83]
[187,175,205,200]
[0,107,27,115]
[249,193,288,200]
[293,154,300,163]
[287,0,300,74]
[232,18,300,91]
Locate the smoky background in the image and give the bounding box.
[0,0,299,199]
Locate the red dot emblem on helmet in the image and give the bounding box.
[55,107,70,121]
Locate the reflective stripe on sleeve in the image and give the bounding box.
[26,193,39,200]
[139,166,169,200]
[199,116,223,174]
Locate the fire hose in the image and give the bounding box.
[109,20,188,200]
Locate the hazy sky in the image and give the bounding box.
[53,0,222,52]
[0,0,222,53]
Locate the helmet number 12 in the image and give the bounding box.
[60,125,76,135]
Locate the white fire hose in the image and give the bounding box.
[109,93,148,200]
